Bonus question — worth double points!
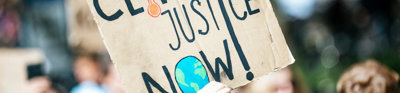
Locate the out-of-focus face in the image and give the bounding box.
[273,69,294,93]
[74,56,102,83]
[235,68,294,93]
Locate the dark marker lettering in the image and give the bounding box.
[173,8,195,43]
[217,0,253,81]
[162,66,177,93]
[161,0,167,4]
[182,5,197,41]
[200,40,234,82]
[125,0,144,16]
[93,0,123,21]
[228,0,247,20]
[162,10,181,51]
[142,72,168,93]
[191,0,210,35]
[245,0,259,15]
[206,0,220,30]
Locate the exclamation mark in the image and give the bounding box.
[242,61,253,81]
[216,0,254,81]
[147,0,161,17]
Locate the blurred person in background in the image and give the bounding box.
[337,59,399,93]
[71,52,126,93]
[101,64,125,93]
[65,0,127,92]
[71,53,107,93]
[18,0,76,91]
[233,67,308,93]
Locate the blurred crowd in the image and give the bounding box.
[271,0,400,92]
[0,0,399,93]
[1,0,122,92]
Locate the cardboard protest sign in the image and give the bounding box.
[86,0,295,92]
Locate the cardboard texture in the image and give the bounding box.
[86,0,295,92]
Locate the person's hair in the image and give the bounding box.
[337,59,399,93]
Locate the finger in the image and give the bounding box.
[198,81,217,93]
[212,82,226,92]
[217,88,232,93]
[201,81,217,91]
